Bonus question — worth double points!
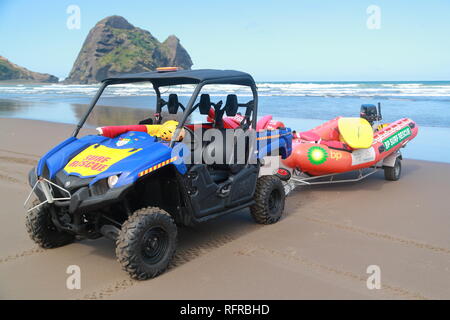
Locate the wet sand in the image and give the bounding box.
[0,118,449,299]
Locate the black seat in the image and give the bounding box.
[167,94,180,114]
[224,94,239,116]
[198,94,212,115]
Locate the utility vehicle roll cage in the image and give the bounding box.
[72,69,259,147]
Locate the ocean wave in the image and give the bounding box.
[1,82,450,98]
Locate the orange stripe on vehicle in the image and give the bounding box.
[257,134,281,141]
[138,156,178,178]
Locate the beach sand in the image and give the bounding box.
[0,118,449,299]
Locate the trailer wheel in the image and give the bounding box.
[116,207,177,280]
[25,200,75,248]
[384,158,402,181]
[250,176,285,224]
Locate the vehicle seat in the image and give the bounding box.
[198,94,212,115]
[167,94,181,114]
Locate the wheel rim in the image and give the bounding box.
[268,188,281,216]
[140,226,169,265]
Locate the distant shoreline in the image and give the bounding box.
[0,80,61,85]
[2,79,450,85]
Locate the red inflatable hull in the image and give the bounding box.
[283,118,418,176]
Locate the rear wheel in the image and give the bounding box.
[116,207,177,280]
[384,158,402,181]
[25,200,75,248]
[250,176,285,224]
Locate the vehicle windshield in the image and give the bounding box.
[78,83,190,128]
[78,82,254,130]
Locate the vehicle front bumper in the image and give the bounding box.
[26,168,131,213]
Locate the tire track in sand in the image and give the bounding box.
[0,149,40,159]
[0,150,42,263]
[303,216,450,255]
[0,152,37,184]
[0,155,37,166]
[0,235,237,299]
[236,244,430,300]
[0,172,22,184]
[82,234,237,299]
[0,246,46,264]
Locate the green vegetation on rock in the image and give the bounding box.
[0,56,58,83]
[65,16,193,84]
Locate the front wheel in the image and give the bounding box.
[116,207,177,280]
[250,176,285,224]
[25,200,75,248]
[384,158,402,181]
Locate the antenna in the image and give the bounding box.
[377,102,382,121]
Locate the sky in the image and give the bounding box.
[0,0,449,81]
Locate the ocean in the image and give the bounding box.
[1,81,449,162]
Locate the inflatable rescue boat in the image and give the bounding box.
[283,104,418,176]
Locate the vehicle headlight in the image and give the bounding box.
[107,175,119,188]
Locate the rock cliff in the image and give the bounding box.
[65,16,193,84]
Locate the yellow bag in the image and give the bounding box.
[145,120,183,141]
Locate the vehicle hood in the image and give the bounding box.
[36,131,186,188]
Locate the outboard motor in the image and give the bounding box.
[360,103,382,125]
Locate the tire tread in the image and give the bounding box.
[250,176,285,224]
[384,158,402,181]
[116,207,177,280]
[25,200,74,248]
